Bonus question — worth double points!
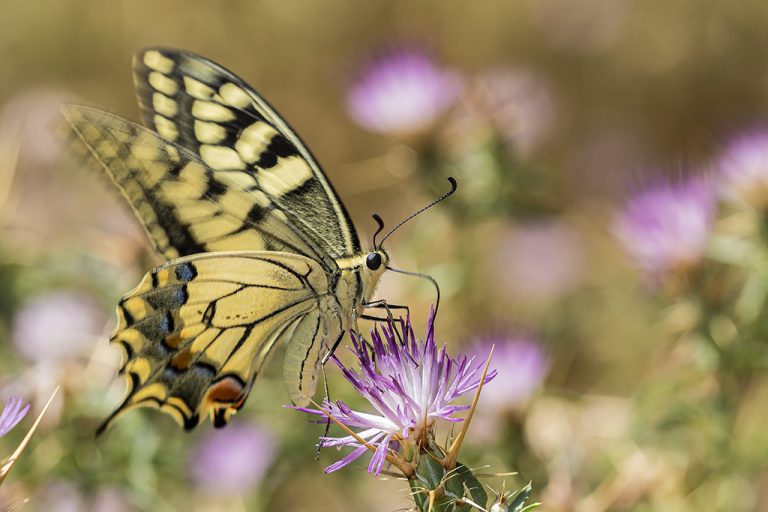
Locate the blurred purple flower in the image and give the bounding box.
[494,220,585,303]
[12,291,104,362]
[445,68,556,157]
[0,397,29,437]
[346,47,461,136]
[295,311,496,476]
[190,423,275,493]
[718,130,768,208]
[614,177,717,278]
[474,337,548,411]
[34,482,84,512]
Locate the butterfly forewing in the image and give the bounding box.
[61,106,328,264]
[104,251,337,431]
[133,48,360,260]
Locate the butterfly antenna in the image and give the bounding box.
[371,213,386,249]
[377,177,457,250]
[386,265,442,315]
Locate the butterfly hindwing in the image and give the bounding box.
[61,105,329,263]
[101,251,337,431]
[133,47,360,259]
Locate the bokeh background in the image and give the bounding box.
[2,1,768,510]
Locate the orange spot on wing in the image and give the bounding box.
[170,348,193,371]
[207,376,245,405]
[165,331,184,349]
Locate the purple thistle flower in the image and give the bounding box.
[295,310,496,476]
[613,177,717,279]
[493,220,585,303]
[0,397,29,437]
[12,291,104,362]
[444,68,555,157]
[718,130,768,208]
[346,46,461,137]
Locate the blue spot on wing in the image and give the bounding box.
[173,285,188,306]
[175,263,197,282]
[159,312,174,335]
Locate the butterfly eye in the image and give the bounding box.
[366,252,383,271]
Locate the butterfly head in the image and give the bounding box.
[360,248,389,300]
[365,177,458,311]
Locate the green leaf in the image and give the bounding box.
[416,453,445,489]
[456,463,488,507]
[506,482,533,512]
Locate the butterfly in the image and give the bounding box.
[61,48,400,432]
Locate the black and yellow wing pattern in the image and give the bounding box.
[61,48,389,432]
[61,106,323,262]
[132,47,360,260]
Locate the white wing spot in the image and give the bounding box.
[152,93,178,117]
[143,50,175,73]
[148,72,178,95]
[183,76,216,100]
[257,157,313,197]
[218,189,252,215]
[179,161,208,189]
[165,145,180,162]
[219,83,252,108]
[154,115,179,141]
[143,161,168,188]
[200,145,246,170]
[194,120,226,144]
[236,122,278,163]
[130,140,160,161]
[96,140,118,158]
[192,100,236,122]
[81,123,101,141]
[220,170,258,190]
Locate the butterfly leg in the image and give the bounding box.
[364,300,410,316]
[363,301,410,329]
[320,331,346,366]
[362,300,411,346]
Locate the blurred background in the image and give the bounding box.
[2,0,768,510]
